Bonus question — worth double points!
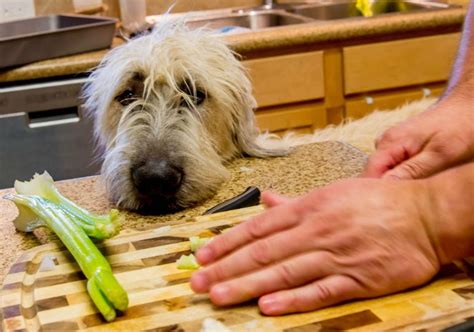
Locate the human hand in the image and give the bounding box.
[190,179,442,315]
[363,95,474,179]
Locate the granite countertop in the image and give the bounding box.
[0,5,466,83]
[0,141,367,286]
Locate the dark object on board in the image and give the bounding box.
[203,186,261,215]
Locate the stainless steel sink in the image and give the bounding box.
[149,1,459,35]
[186,11,312,31]
[288,1,454,20]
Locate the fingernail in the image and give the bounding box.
[197,247,214,264]
[190,272,209,292]
[211,284,231,305]
[259,296,282,315]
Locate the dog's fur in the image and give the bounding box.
[84,20,286,212]
[260,97,437,154]
[84,19,434,212]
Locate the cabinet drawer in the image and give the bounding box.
[244,51,324,108]
[345,85,445,120]
[344,33,461,95]
[255,102,326,132]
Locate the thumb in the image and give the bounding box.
[382,151,443,180]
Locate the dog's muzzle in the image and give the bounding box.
[131,158,184,202]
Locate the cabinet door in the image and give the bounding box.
[255,102,326,134]
[343,33,460,95]
[244,51,324,108]
[345,85,445,120]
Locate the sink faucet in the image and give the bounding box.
[264,0,274,8]
[234,0,289,13]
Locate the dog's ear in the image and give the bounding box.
[232,102,290,158]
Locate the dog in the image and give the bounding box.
[84,19,433,213]
[83,20,287,213]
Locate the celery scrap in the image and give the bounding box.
[4,194,128,321]
[14,172,120,240]
[175,237,211,270]
[189,236,211,253]
[176,254,200,270]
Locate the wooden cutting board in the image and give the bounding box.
[1,206,474,331]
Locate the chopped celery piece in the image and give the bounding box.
[189,236,211,253]
[14,172,120,240]
[5,194,128,321]
[176,253,200,270]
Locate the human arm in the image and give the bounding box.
[190,163,474,315]
[363,3,474,179]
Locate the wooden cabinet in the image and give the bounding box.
[244,32,461,134]
[244,51,324,108]
[255,102,326,134]
[345,84,446,120]
[343,33,461,95]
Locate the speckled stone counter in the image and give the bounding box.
[0,141,367,285]
[0,6,466,83]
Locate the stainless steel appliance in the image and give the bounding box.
[0,76,101,188]
[0,15,116,69]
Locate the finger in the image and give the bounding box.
[203,251,334,306]
[362,144,413,178]
[258,275,362,315]
[382,150,445,180]
[261,191,292,208]
[196,200,302,265]
[192,222,322,293]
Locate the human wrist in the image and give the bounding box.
[424,163,474,264]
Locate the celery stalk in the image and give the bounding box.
[14,172,120,240]
[4,194,129,321]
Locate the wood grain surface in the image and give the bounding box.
[1,206,474,331]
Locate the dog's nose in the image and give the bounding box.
[132,160,184,197]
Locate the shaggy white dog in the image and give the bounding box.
[84,19,433,213]
[84,21,287,212]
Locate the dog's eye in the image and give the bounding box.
[194,89,206,106]
[115,89,136,106]
[180,82,206,107]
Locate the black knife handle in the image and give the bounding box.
[203,187,261,215]
[442,317,474,332]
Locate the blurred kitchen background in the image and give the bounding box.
[0,0,468,188]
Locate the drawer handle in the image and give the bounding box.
[364,96,374,105]
[28,107,80,128]
[422,88,432,97]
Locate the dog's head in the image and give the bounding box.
[84,20,285,212]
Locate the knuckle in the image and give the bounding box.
[277,262,296,288]
[431,139,462,160]
[374,134,384,148]
[400,160,427,178]
[379,130,396,144]
[250,239,273,266]
[312,282,334,304]
[246,218,265,240]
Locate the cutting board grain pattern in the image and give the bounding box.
[2,207,474,331]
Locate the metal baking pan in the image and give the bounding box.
[0,14,117,69]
